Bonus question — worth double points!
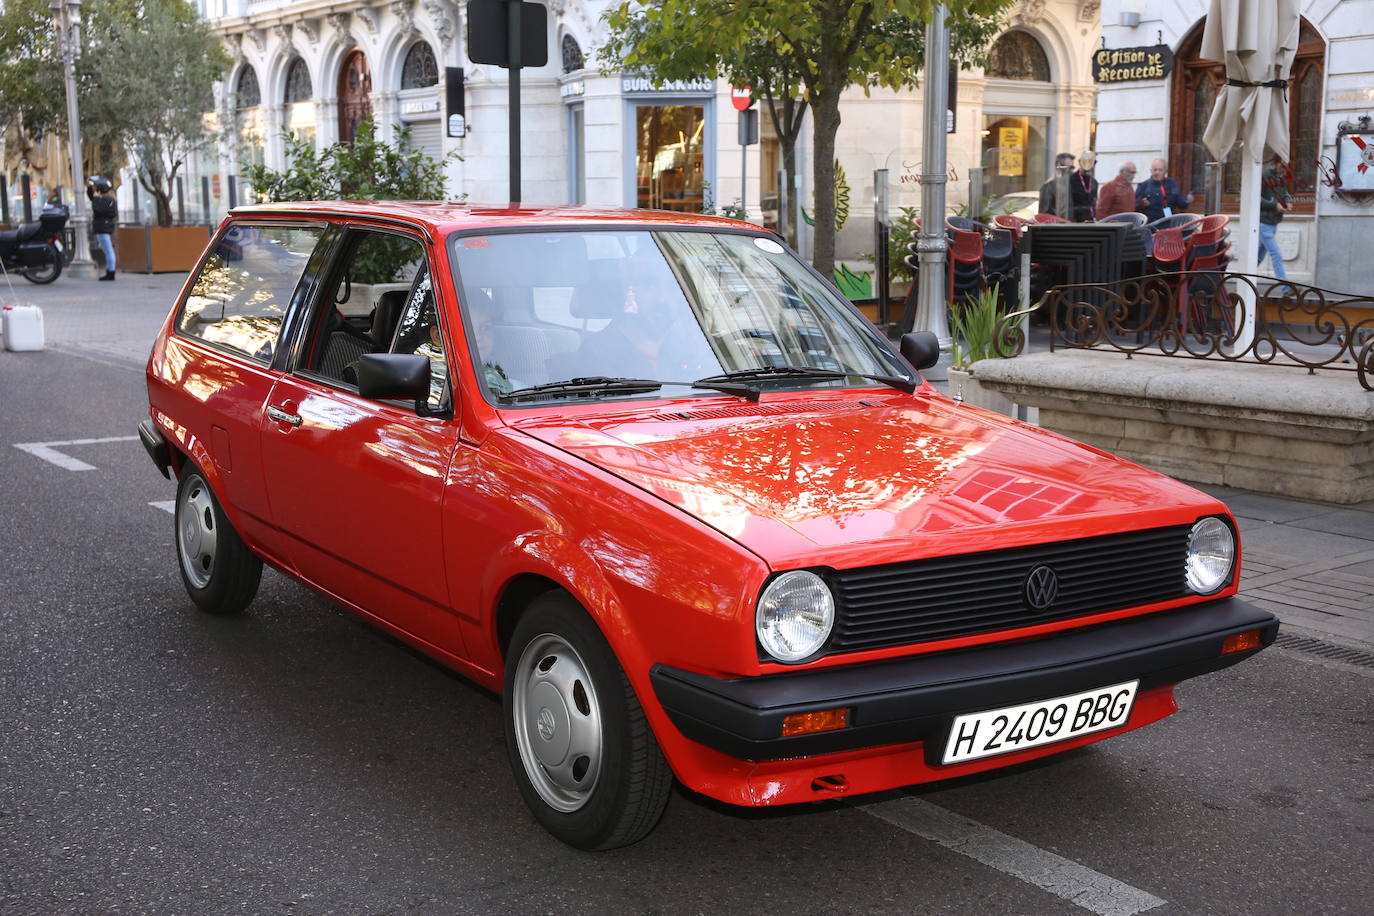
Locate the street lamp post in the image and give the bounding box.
[912,3,951,375]
[51,0,93,268]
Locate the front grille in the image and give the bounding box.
[828,525,1192,652]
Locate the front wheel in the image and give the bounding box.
[174,465,261,615]
[23,246,62,284]
[504,593,672,850]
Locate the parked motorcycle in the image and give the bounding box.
[0,204,67,284]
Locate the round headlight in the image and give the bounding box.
[1186,517,1235,593]
[756,570,835,663]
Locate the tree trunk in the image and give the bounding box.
[810,89,843,277]
[153,190,173,228]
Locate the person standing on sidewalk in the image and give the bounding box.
[1096,161,1137,218]
[1259,158,1292,286]
[1071,150,1099,221]
[87,176,117,281]
[1135,158,1191,223]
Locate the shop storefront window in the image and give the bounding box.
[635,105,705,212]
[981,115,1049,197]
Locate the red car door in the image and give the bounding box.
[258,228,467,659]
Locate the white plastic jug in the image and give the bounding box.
[2,304,45,351]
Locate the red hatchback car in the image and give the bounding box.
[142,202,1276,849]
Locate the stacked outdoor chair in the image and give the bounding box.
[946,225,985,304]
[1145,212,1203,239]
[1097,211,1148,227]
[992,214,1033,245]
[1033,212,1070,224]
[1099,211,1153,276]
[1182,214,1233,334]
[981,227,1018,301]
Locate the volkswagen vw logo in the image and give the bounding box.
[1023,565,1059,610]
[537,707,557,741]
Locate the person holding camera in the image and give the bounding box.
[87,176,117,281]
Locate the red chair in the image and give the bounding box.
[947,227,984,303]
[1033,213,1070,224]
[993,214,1032,244]
[1150,227,1187,272]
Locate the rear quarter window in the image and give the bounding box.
[177,223,323,362]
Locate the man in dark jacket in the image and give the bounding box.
[87,176,117,280]
[1038,152,1076,217]
[1134,158,1191,223]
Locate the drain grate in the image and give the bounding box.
[1274,632,1374,670]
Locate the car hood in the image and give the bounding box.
[509,391,1221,569]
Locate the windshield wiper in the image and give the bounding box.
[694,365,916,394]
[498,375,760,402]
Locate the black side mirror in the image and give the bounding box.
[899,331,941,371]
[356,353,434,414]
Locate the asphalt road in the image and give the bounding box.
[2,341,1371,915]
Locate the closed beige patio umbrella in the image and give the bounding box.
[1200,0,1300,350]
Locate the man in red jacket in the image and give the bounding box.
[1096,161,1137,218]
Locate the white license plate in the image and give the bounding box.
[942,680,1139,765]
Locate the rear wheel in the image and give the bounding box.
[504,592,672,850]
[23,246,61,284]
[174,465,261,615]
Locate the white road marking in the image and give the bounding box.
[149,500,176,514]
[13,436,140,471]
[860,798,1166,916]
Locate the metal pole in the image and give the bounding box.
[874,168,890,327]
[2,176,9,225]
[506,0,522,204]
[21,174,33,223]
[1204,160,1221,214]
[741,134,748,214]
[200,176,210,226]
[52,0,92,267]
[913,4,951,363]
[177,176,186,225]
[228,175,237,209]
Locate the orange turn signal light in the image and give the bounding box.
[782,707,850,737]
[1222,630,1262,655]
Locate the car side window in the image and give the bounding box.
[303,229,428,388]
[388,266,449,411]
[177,224,323,363]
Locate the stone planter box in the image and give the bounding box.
[948,367,1017,416]
[115,225,210,274]
[970,350,1374,504]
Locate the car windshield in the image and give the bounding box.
[450,229,912,403]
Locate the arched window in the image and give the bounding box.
[1169,19,1324,214]
[284,57,312,103]
[561,35,584,74]
[986,31,1050,82]
[236,65,261,109]
[401,41,438,89]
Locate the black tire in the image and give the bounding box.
[503,592,672,850]
[174,465,262,615]
[23,246,62,284]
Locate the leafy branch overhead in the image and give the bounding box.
[599,0,1010,275]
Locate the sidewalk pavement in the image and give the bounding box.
[5,268,1373,649]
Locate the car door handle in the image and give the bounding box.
[266,405,302,427]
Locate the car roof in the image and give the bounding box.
[225,201,757,236]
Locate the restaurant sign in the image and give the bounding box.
[1092,45,1173,83]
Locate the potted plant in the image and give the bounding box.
[947,283,1017,416]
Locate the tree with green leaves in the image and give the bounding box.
[600,0,1009,275]
[0,0,66,142]
[79,0,228,226]
[242,118,458,203]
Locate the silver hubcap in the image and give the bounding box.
[177,478,218,590]
[511,633,603,813]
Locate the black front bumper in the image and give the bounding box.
[651,597,1277,761]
